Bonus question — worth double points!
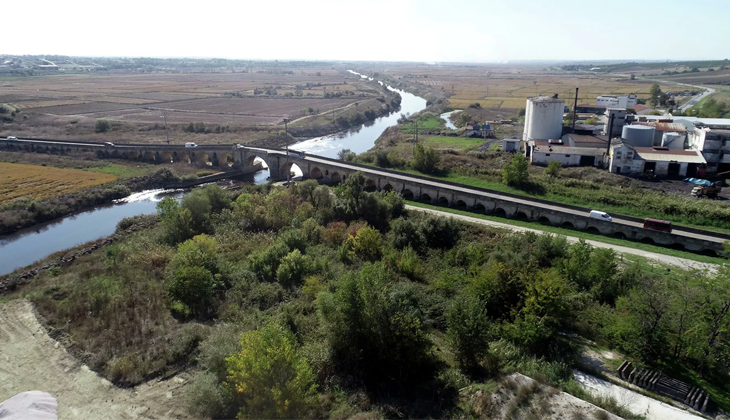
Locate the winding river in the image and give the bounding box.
[0,72,428,275]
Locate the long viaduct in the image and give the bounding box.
[1,137,727,255]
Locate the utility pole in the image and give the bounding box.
[162,112,170,144]
[284,117,291,185]
[572,87,579,132]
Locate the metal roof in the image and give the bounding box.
[566,134,608,147]
[640,115,730,129]
[533,145,605,156]
[633,122,687,132]
[632,147,706,163]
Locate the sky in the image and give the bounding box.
[5,0,729,63]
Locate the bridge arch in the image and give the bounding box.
[244,154,270,179]
[401,189,414,200]
[453,199,467,209]
[473,203,486,213]
[280,162,303,180]
[514,211,528,221]
[436,196,449,206]
[364,178,377,191]
[560,221,575,229]
[420,193,432,202]
[382,183,394,192]
[330,172,342,184]
[493,208,507,217]
[309,166,324,180]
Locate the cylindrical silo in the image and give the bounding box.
[522,96,565,141]
[622,125,655,147]
[661,132,684,149]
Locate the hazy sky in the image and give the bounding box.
[6,0,728,62]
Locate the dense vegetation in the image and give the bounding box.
[13,173,730,418]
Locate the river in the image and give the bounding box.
[0,72,428,276]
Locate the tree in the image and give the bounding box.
[411,143,440,174]
[168,266,216,316]
[226,323,317,419]
[630,74,636,80]
[353,226,383,261]
[95,119,110,133]
[446,295,490,371]
[458,111,472,128]
[317,262,431,387]
[502,154,530,186]
[276,249,311,287]
[545,160,562,177]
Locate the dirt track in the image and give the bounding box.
[0,299,193,420]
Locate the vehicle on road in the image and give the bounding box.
[185,142,198,148]
[589,210,612,222]
[643,218,672,233]
[5,136,17,141]
[691,183,722,198]
[104,142,115,147]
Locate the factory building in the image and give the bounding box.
[596,94,637,108]
[522,95,565,142]
[688,128,730,173]
[609,142,706,177]
[603,108,628,137]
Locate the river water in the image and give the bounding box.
[0,71,428,276]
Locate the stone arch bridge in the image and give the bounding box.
[1,138,725,255]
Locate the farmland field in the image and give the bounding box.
[358,63,673,114]
[0,162,117,204]
[0,67,387,144]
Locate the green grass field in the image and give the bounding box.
[406,201,724,265]
[86,164,149,178]
[421,136,485,151]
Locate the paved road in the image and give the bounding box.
[407,205,718,273]
[678,84,716,112]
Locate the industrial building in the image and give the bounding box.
[596,94,637,108]
[632,121,688,147]
[609,142,705,177]
[526,134,609,167]
[603,108,628,137]
[522,95,565,142]
[688,128,730,173]
[575,104,606,114]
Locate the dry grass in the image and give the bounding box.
[0,162,117,204]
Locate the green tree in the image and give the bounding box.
[226,323,317,419]
[95,119,110,133]
[411,143,440,174]
[317,262,431,387]
[501,154,530,186]
[446,295,490,371]
[276,249,311,287]
[168,266,216,317]
[458,111,472,128]
[545,160,562,177]
[353,226,383,261]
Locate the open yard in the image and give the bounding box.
[0,162,117,204]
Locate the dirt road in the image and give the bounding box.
[0,299,193,420]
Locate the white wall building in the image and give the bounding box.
[527,140,604,167]
[609,142,706,177]
[522,95,565,141]
[688,127,730,173]
[596,94,637,108]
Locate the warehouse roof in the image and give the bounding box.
[565,134,608,147]
[533,145,605,156]
[634,121,687,132]
[632,146,705,163]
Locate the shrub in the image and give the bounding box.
[545,160,562,177]
[276,249,311,287]
[95,119,110,133]
[446,295,490,371]
[502,154,530,186]
[226,323,318,419]
[411,143,440,173]
[168,266,217,316]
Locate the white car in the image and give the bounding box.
[185,142,198,148]
[589,210,612,222]
[6,136,18,141]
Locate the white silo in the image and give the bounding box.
[621,125,655,147]
[661,132,684,149]
[522,95,565,141]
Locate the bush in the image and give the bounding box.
[411,143,440,174]
[317,262,431,388]
[502,154,530,186]
[226,323,318,419]
[446,295,490,371]
[545,160,562,177]
[95,119,110,133]
[276,249,311,287]
[168,266,216,316]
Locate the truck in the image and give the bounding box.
[691,183,722,198]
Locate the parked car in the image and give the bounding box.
[589,210,612,222]
[185,142,198,148]
[6,136,18,141]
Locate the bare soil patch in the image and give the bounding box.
[0,299,192,420]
